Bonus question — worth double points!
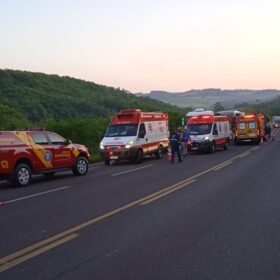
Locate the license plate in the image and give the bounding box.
[191,147,198,150]
[110,156,118,160]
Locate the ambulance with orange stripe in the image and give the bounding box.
[0,130,90,186]
[99,109,169,164]
[186,114,231,153]
[234,113,267,144]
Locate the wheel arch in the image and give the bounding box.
[14,158,33,172]
[77,152,90,161]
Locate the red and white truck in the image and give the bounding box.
[99,109,169,164]
[186,114,231,153]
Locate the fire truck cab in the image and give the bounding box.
[186,115,231,153]
[100,109,169,164]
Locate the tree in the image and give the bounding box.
[213,102,225,112]
[0,104,28,130]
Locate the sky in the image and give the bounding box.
[1,0,280,93]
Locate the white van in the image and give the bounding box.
[100,109,169,164]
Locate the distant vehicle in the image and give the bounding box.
[272,116,280,128]
[186,114,231,153]
[235,113,267,144]
[183,108,214,127]
[100,109,169,165]
[215,110,243,117]
[0,130,90,187]
[215,110,244,140]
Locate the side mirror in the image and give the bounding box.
[65,139,72,145]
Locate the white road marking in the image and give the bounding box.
[2,186,71,205]
[238,151,251,158]
[213,161,233,171]
[112,164,154,177]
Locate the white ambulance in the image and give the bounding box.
[186,114,231,153]
[183,108,214,126]
[100,109,169,164]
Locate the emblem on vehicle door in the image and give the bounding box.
[44,151,52,161]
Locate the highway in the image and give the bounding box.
[0,130,280,280]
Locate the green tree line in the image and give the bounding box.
[0,69,186,122]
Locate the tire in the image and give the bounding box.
[224,142,229,150]
[210,142,216,153]
[13,163,32,187]
[155,146,163,159]
[73,156,89,176]
[135,149,143,164]
[104,159,110,166]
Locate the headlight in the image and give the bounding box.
[100,142,104,150]
[125,140,134,149]
[204,136,210,141]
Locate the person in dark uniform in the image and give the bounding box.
[265,123,271,140]
[169,130,182,164]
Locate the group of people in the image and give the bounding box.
[169,127,189,164]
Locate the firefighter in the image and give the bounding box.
[169,130,182,164]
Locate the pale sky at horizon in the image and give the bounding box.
[1,0,280,93]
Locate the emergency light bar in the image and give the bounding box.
[244,114,256,118]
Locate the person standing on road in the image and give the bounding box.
[265,123,271,140]
[169,130,182,164]
[181,128,190,157]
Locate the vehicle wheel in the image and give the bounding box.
[224,142,229,150]
[210,142,216,153]
[73,156,88,176]
[13,164,32,187]
[155,146,163,159]
[135,149,143,164]
[104,159,110,166]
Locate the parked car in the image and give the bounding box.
[0,129,90,186]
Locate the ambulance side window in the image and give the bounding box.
[212,124,218,136]
[31,133,48,145]
[138,123,146,138]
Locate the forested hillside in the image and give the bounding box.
[0,70,186,161]
[0,69,185,123]
[239,96,280,118]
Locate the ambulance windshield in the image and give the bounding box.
[105,124,138,137]
[186,124,212,135]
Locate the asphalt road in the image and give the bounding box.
[1,130,280,280]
